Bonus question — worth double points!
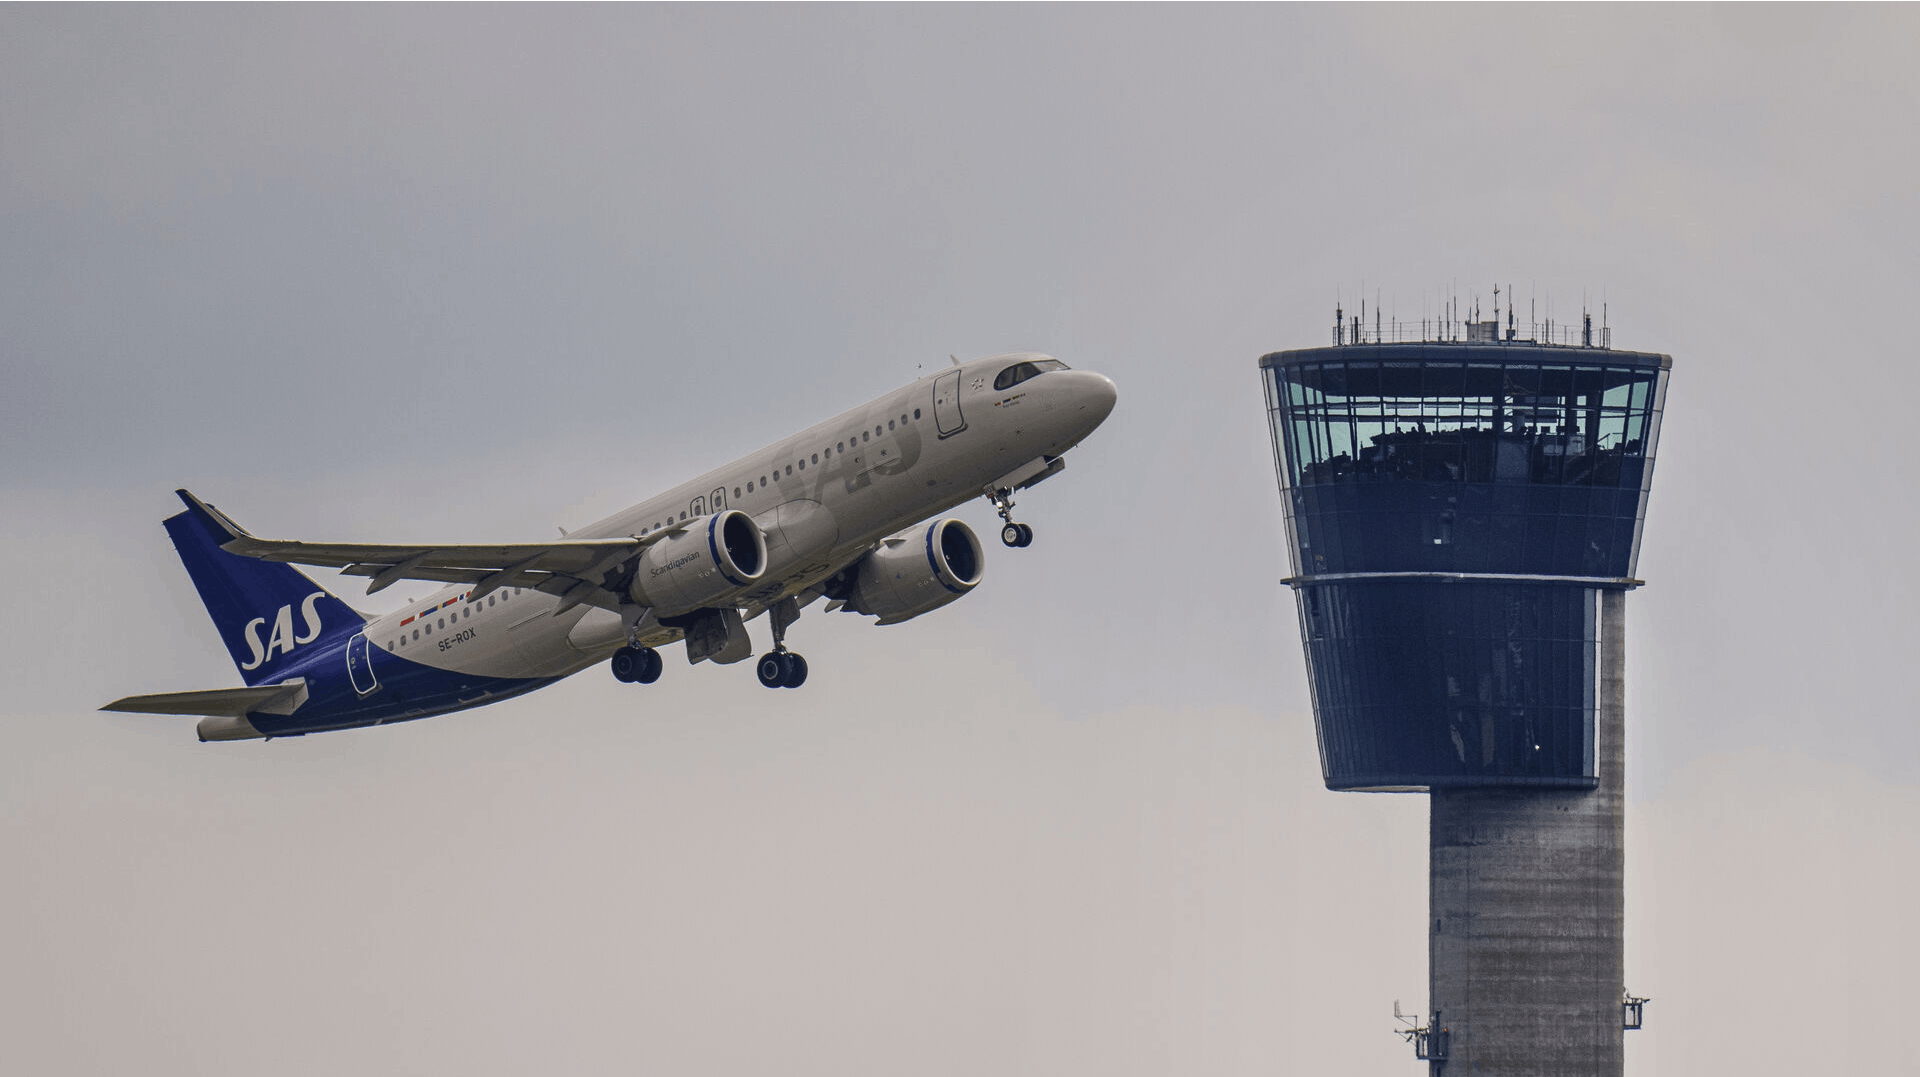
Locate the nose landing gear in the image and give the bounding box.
[989,489,1033,547]
[755,595,808,688]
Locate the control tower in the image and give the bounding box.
[1260,305,1668,1075]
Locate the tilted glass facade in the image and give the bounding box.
[1300,580,1600,790]
[1263,347,1668,579]
[1261,344,1670,790]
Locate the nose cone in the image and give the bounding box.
[1068,370,1118,427]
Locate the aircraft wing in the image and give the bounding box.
[175,489,647,615]
[102,679,309,717]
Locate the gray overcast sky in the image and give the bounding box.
[5,6,1917,1074]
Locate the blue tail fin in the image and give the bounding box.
[164,490,366,686]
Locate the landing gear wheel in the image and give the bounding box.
[613,645,663,685]
[990,489,1032,548]
[757,651,808,689]
[758,596,807,688]
[611,646,641,683]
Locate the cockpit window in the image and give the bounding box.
[992,358,1069,391]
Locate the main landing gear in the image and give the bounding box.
[756,596,809,689]
[756,651,808,689]
[610,644,663,684]
[989,488,1033,548]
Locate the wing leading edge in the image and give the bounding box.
[174,489,650,615]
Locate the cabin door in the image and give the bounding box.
[345,632,380,696]
[933,370,966,438]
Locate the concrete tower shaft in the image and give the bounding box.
[1427,588,1625,1075]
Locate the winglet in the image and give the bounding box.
[174,489,255,546]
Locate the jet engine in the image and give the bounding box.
[838,518,984,625]
[628,510,768,615]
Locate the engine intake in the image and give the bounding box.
[628,510,768,615]
[840,518,984,625]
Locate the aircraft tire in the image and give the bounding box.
[1001,523,1024,547]
[782,653,808,688]
[611,647,640,683]
[757,653,787,688]
[1016,524,1034,547]
[636,647,663,684]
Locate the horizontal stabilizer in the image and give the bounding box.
[100,679,309,718]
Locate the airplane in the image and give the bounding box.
[101,353,1117,742]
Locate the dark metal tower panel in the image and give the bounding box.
[1260,343,1669,791]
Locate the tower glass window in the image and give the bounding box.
[1263,346,1668,580]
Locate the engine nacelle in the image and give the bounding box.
[628,510,768,616]
[840,518,984,625]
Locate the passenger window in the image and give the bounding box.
[862,431,869,443]
[913,408,921,419]
[797,459,805,470]
[811,453,818,464]
[875,425,881,437]
[888,419,895,431]
[734,487,742,499]
[413,629,420,640]
[679,511,687,521]
[785,465,793,476]
[900,413,907,425]
[837,441,844,452]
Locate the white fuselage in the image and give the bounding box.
[361,354,1116,681]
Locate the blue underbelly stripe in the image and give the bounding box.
[246,646,558,736]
